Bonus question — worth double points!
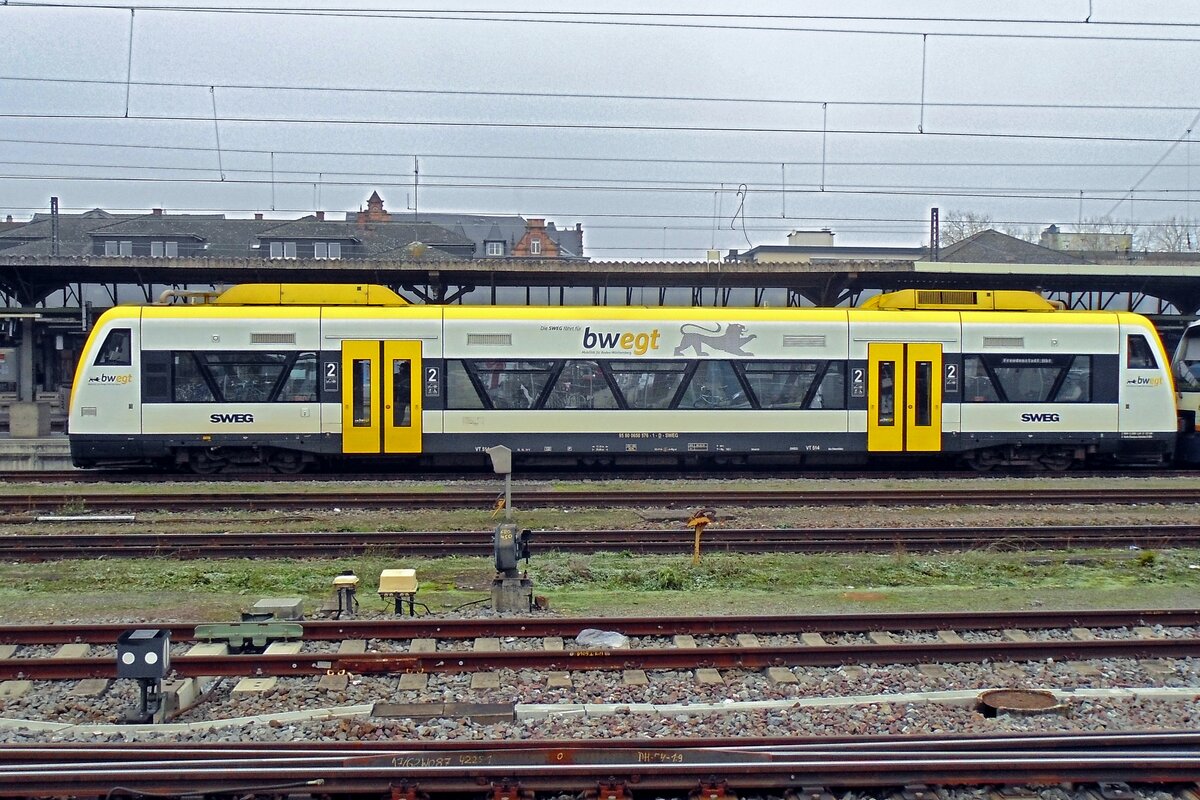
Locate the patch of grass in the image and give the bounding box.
[1,547,1199,623]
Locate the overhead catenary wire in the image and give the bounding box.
[10,3,1200,44]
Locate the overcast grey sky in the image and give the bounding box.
[4,1,1200,258]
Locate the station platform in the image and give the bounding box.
[0,435,74,471]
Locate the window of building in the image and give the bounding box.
[104,241,119,256]
[283,241,296,259]
[150,240,178,258]
[314,242,342,260]
[93,328,132,366]
[530,238,541,255]
[119,241,133,256]
[486,241,504,256]
[269,242,282,259]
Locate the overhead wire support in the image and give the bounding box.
[918,33,927,133]
[123,8,134,118]
[209,85,224,181]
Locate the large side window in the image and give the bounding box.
[469,360,555,409]
[199,352,291,402]
[173,353,216,402]
[740,360,845,410]
[1128,335,1159,369]
[962,355,1001,402]
[544,360,618,410]
[278,352,318,402]
[94,328,132,366]
[608,361,687,409]
[446,361,486,409]
[679,361,751,409]
[1054,356,1091,402]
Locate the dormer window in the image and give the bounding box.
[530,238,541,255]
[269,241,297,259]
[150,241,178,258]
[314,242,342,260]
[486,241,504,257]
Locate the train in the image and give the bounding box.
[68,283,1180,473]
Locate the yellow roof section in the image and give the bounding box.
[859,289,1059,312]
[214,283,408,306]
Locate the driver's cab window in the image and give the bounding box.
[94,328,132,366]
[1127,334,1158,370]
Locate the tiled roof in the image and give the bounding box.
[938,230,1087,265]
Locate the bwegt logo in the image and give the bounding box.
[582,326,661,356]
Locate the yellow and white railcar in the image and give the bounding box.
[68,284,1177,472]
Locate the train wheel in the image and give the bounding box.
[965,449,1000,472]
[188,450,226,475]
[268,450,307,474]
[1038,450,1074,472]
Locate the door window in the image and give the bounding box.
[877,361,896,426]
[352,358,372,426]
[392,358,412,427]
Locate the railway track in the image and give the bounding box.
[4,608,1194,644]
[1,609,1195,680]
[0,523,1195,560]
[3,732,1200,798]
[0,467,1185,483]
[2,485,1200,512]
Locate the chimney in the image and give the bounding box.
[529,218,546,229]
[4,215,10,223]
[254,213,263,220]
[152,208,162,216]
[315,211,325,221]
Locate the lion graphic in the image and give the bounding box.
[673,323,757,356]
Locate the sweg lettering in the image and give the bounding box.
[210,413,254,424]
[582,326,660,355]
[1021,413,1061,423]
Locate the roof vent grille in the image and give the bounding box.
[251,332,296,345]
[983,336,1024,348]
[467,333,513,346]
[918,290,977,305]
[783,335,827,348]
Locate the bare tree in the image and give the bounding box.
[1143,216,1199,252]
[938,209,995,246]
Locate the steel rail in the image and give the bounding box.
[0,523,1194,560]
[3,486,1200,512]
[2,636,1197,680]
[0,608,1195,645]
[3,747,1200,796]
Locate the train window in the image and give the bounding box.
[1127,335,1159,369]
[679,361,751,409]
[813,362,846,409]
[608,361,687,409]
[962,355,1001,402]
[467,360,554,409]
[877,361,896,425]
[351,358,372,426]
[544,360,618,410]
[446,361,486,409]
[740,361,808,409]
[94,328,132,366]
[278,352,318,402]
[986,354,1072,403]
[1053,356,1091,403]
[172,353,215,403]
[199,352,291,403]
[392,358,412,426]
